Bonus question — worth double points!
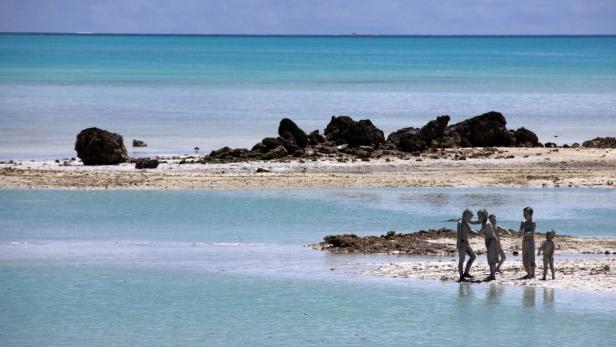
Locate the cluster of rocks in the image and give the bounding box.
[73,112,612,166]
[204,111,541,163]
[582,137,616,149]
[386,112,539,153]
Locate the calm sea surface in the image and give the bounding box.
[1,188,615,346]
[1,35,615,159]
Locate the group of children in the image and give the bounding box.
[456,206,556,283]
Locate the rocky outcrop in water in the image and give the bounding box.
[385,112,540,152]
[132,139,147,147]
[74,127,129,165]
[278,118,308,149]
[324,116,385,148]
[448,111,516,147]
[195,113,544,163]
[121,112,547,166]
[513,127,539,147]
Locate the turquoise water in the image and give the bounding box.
[2,188,616,241]
[1,35,616,159]
[1,188,616,346]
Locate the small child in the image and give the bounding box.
[537,229,556,280]
[488,214,510,273]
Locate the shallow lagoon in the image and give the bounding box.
[1,188,616,346]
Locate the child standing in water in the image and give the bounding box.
[538,229,556,280]
[488,214,510,273]
[456,209,477,282]
[477,209,498,281]
[519,207,536,279]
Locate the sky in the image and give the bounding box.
[0,0,615,35]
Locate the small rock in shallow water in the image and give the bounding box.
[256,167,271,173]
[513,251,519,256]
[132,139,147,147]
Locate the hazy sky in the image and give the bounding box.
[1,0,615,35]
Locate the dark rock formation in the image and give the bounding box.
[582,137,616,148]
[252,136,301,158]
[256,167,271,173]
[324,116,385,148]
[448,111,516,147]
[261,145,288,160]
[513,127,540,147]
[134,158,159,169]
[388,112,536,152]
[307,130,326,146]
[74,127,129,165]
[420,115,450,142]
[387,115,452,152]
[132,139,147,147]
[387,127,424,151]
[544,142,557,148]
[209,147,251,161]
[278,118,308,148]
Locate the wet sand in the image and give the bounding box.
[313,229,616,292]
[1,147,616,190]
[372,258,616,292]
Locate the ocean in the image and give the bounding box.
[1,34,616,159]
[2,35,616,346]
[1,188,616,346]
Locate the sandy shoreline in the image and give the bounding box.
[314,230,616,292]
[1,147,616,189]
[371,258,616,292]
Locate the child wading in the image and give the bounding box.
[488,214,510,273]
[477,209,498,282]
[456,209,477,282]
[519,206,536,279]
[538,229,556,280]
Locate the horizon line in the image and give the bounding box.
[1,32,615,37]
